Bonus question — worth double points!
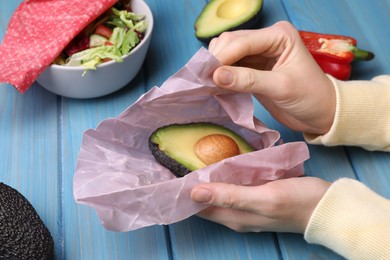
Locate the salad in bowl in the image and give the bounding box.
[37,0,153,98]
[54,0,147,74]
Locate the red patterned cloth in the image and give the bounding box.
[0,0,118,93]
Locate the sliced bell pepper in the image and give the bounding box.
[299,31,374,80]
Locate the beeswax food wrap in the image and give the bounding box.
[0,0,117,93]
[73,47,310,232]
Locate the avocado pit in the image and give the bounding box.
[194,134,240,165]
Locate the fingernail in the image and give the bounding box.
[192,188,212,203]
[217,68,233,86]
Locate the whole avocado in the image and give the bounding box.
[0,183,54,260]
[194,0,264,43]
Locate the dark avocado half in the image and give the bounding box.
[194,0,264,42]
[0,182,54,260]
[149,122,255,177]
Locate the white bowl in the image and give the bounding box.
[36,0,153,99]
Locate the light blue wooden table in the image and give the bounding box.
[1,0,389,259]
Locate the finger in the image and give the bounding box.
[213,65,290,100]
[208,30,253,56]
[212,21,296,65]
[208,37,219,54]
[191,183,265,212]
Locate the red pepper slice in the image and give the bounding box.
[299,31,374,80]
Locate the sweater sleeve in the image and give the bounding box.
[304,75,390,151]
[304,178,390,259]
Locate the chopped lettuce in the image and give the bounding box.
[134,20,147,33]
[112,8,142,27]
[109,27,126,49]
[66,45,123,75]
[62,5,147,75]
[122,30,139,54]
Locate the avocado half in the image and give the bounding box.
[194,0,264,42]
[149,122,255,177]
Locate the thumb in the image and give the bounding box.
[213,66,285,98]
[191,183,262,211]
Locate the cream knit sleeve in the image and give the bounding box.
[304,75,390,151]
[304,178,390,259]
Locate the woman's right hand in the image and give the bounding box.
[191,176,331,234]
[209,21,336,135]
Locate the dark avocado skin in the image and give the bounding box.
[149,141,191,177]
[194,0,264,43]
[0,183,54,260]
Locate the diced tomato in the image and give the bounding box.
[101,58,112,63]
[94,24,113,39]
[104,41,113,46]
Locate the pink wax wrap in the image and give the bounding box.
[0,0,117,93]
[73,47,310,232]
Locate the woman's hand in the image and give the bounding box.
[191,177,330,233]
[209,21,336,135]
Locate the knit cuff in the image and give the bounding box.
[304,75,390,151]
[304,178,390,259]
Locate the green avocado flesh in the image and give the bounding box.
[194,0,263,42]
[149,122,255,177]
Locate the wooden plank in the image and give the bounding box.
[281,0,390,197]
[253,104,353,259]
[171,217,280,260]
[283,0,390,79]
[2,0,389,259]
[165,0,319,259]
[334,0,390,199]
[146,0,281,258]
[0,84,62,256]
[0,0,62,257]
[0,0,18,37]
[0,0,170,259]
[143,0,205,90]
[61,48,170,259]
[347,148,390,198]
[344,151,390,225]
[278,0,390,258]
[162,0,351,258]
[165,0,361,258]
